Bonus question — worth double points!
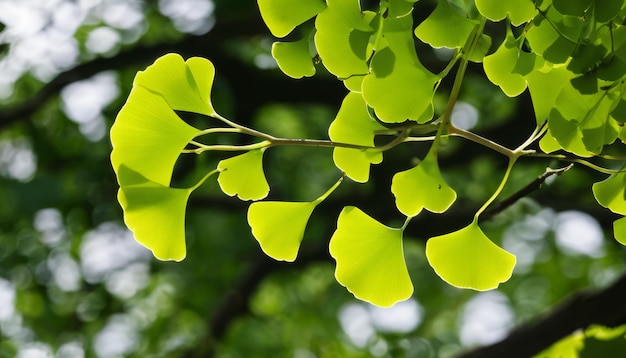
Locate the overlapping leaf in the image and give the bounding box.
[133,53,217,116]
[111,86,201,186]
[475,0,537,26]
[613,217,626,246]
[414,0,476,49]
[553,0,622,23]
[526,7,581,64]
[329,206,413,307]
[257,0,326,38]
[315,1,375,78]
[328,92,386,183]
[483,29,527,97]
[592,172,626,215]
[388,0,418,18]
[362,14,438,123]
[426,222,516,290]
[391,150,456,217]
[218,149,270,201]
[272,31,316,79]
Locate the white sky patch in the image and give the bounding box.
[47,252,82,292]
[159,0,215,34]
[339,303,375,348]
[94,315,139,358]
[0,277,15,321]
[459,291,514,347]
[85,27,121,54]
[99,0,144,30]
[16,342,53,358]
[503,209,555,272]
[105,263,150,299]
[34,208,67,247]
[80,222,151,284]
[367,299,423,333]
[61,71,119,141]
[57,341,84,358]
[451,101,479,130]
[554,211,604,257]
[0,138,37,182]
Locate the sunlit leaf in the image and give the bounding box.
[257,0,326,38]
[315,1,374,78]
[414,0,476,49]
[247,178,342,261]
[475,0,537,26]
[483,30,527,97]
[133,53,217,116]
[117,165,195,261]
[613,217,626,245]
[362,15,438,123]
[426,222,516,290]
[388,0,418,18]
[526,8,581,64]
[111,86,201,186]
[329,206,413,307]
[248,201,316,261]
[272,32,316,79]
[592,172,626,215]
[526,65,574,124]
[329,92,386,183]
[218,149,270,201]
[391,150,456,217]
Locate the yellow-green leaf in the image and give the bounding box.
[217,149,270,201]
[257,0,326,38]
[272,33,316,79]
[329,206,413,307]
[592,172,626,215]
[613,217,626,246]
[426,222,516,290]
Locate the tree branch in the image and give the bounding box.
[456,271,626,358]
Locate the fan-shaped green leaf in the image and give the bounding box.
[111,86,201,186]
[133,53,217,116]
[426,222,516,290]
[329,92,386,183]
[362,15,438,123]
[329,206,413,307]
[526,65,573,124]
[315,2,374,78]
[117,165,196,261]
[391,151,456,217]
[483,31,527,97]
[388,0,417,18]
[613,217,626,246]
[414,0,476,49]
[248,201,316,261]
[257,0,326,38]
[526,8,580,64]
[592,172,626,215]
[272,33,316,79]
[553,0,622,23]
[475,0,537,26]
[217,149,269,201]
[553,0,591,18]
[594,0,623,23]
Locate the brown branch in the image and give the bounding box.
[456,270,626,358]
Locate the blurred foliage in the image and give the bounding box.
[0,0,625,357]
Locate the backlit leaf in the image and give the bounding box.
[388,0,417,18]
[475,0,537,26]
[613,217,626,246]
[329,206,413,307]
[248,201,316,261]
[362,15,438,123]
[329,92,386,183]
[134,53,217,116]
[111,86,201,186]
[483,30,527,97]
[391,150,456,217]
[257,0,326,38]
[426,222,516,290]
[414,0,476,49]
[315,1,374,78]
[218,149,270,201]
[526,8,581,64]
[526,65,574,124]
[592,172,626,215]
[117,165,196,261]
[272,32,316,79]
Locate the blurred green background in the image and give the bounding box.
[0,0,624,357]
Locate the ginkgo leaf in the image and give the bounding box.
[110,86,201,187]
[329,206,413,307]
[414,0,476,49]
[248,201,316,261]
[117,165,195,261]
[475,0,537,26]
[362,15,438,123]
[391,150,457,217]
[247,177,343,261]
[525,8,580,64]
[592,172,626,215]
[133,53,217,116]
[328,92,386,183]
[388,0,417,18]
[526,65,573,124]
[272,33,316,79]
[613,217,626,245]
[217,149,270,201]
[257,0,326,38]
[483,30,527,97]
[426,222,516,290]
[315,1,374,78]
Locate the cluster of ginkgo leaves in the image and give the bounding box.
[111,0,626,308]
